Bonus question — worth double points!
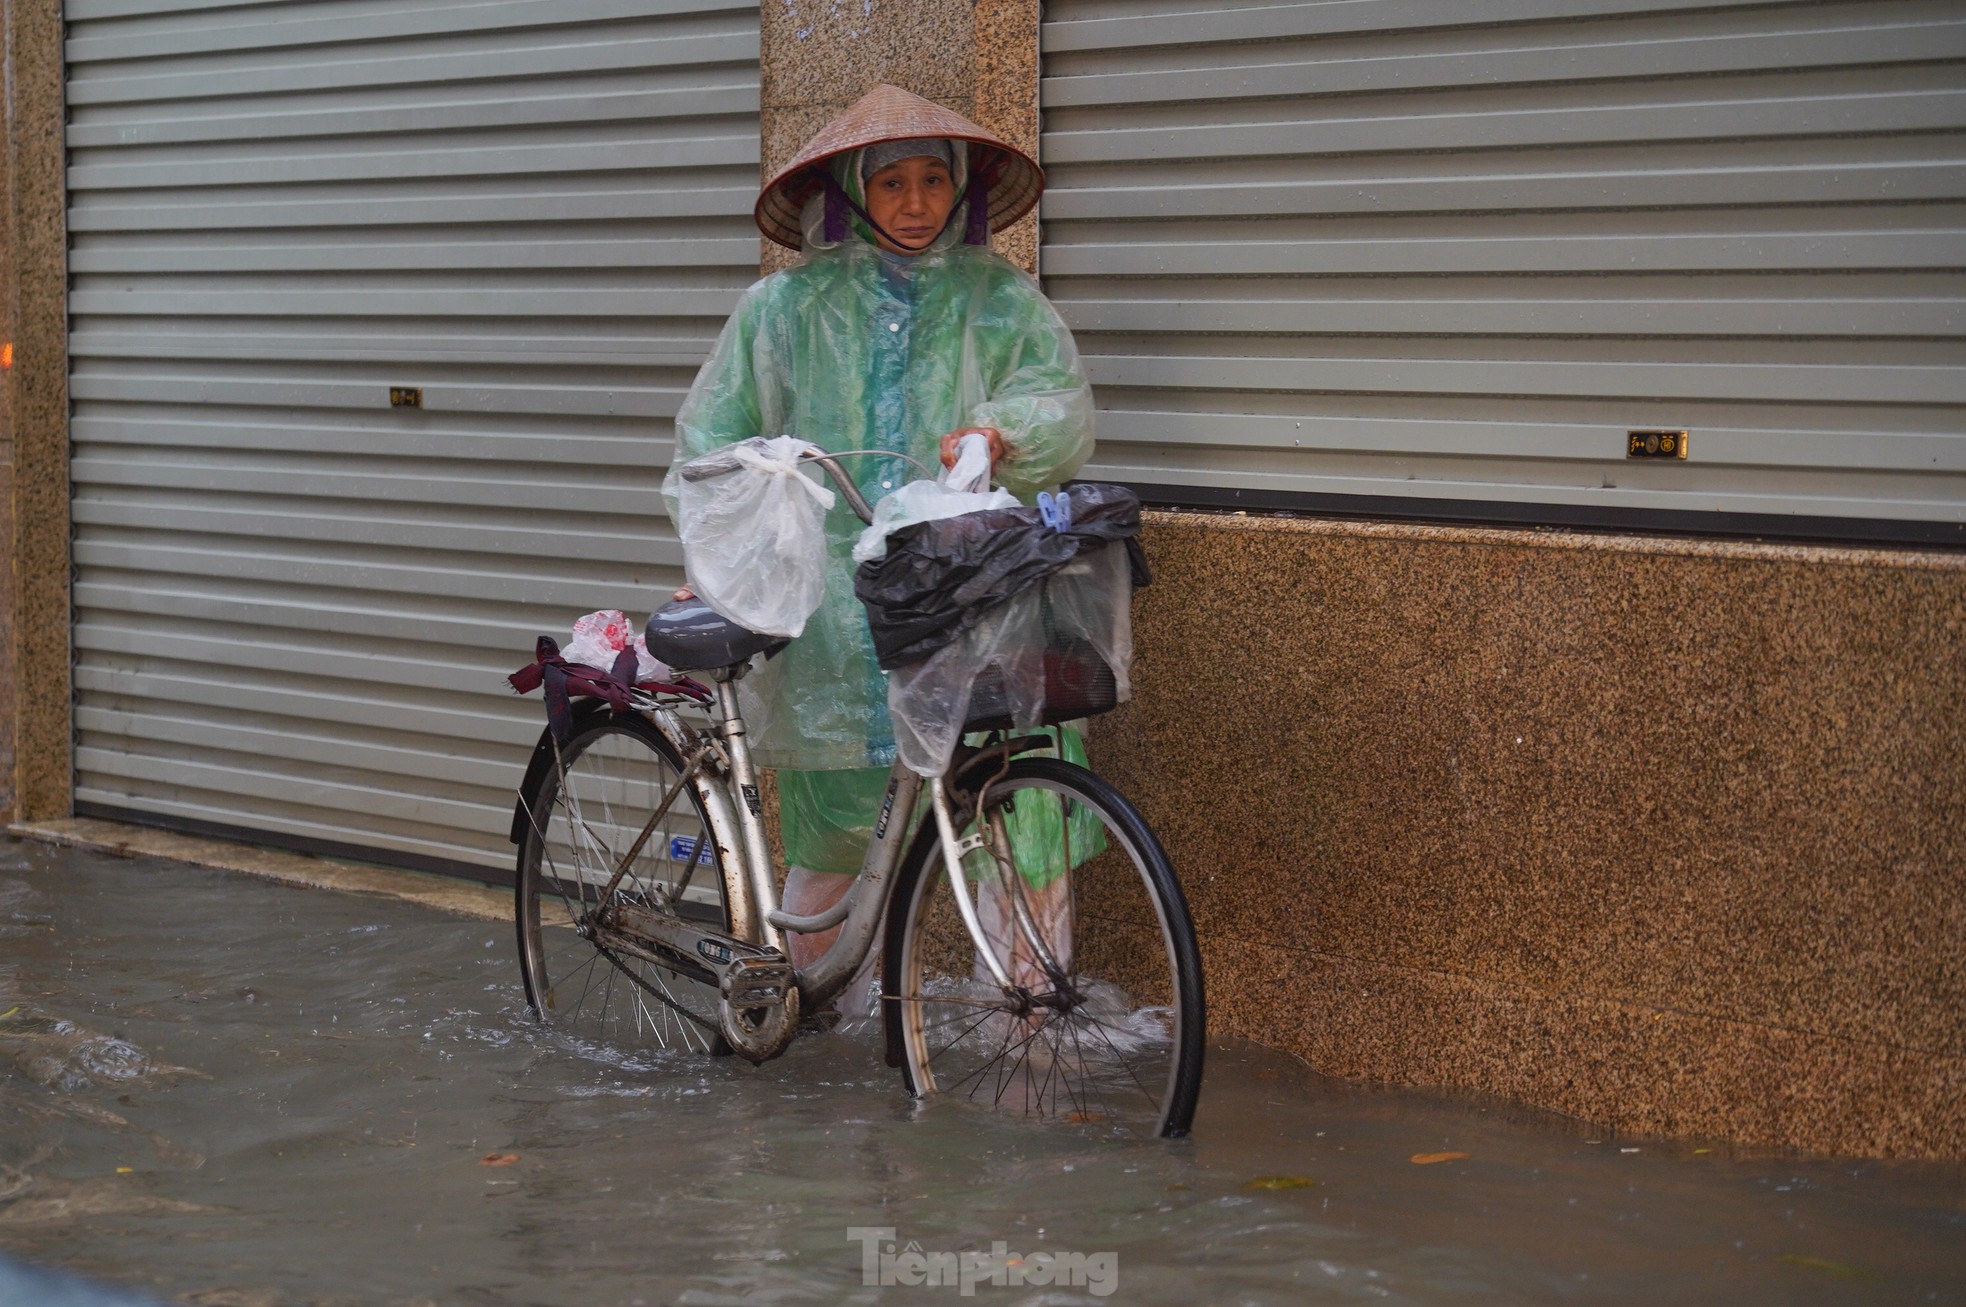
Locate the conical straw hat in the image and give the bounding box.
[755,84,1043,251]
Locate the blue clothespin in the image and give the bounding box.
[1038,490,1073,532]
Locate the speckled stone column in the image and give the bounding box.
[1092,514,1966,1159]
[0,10,15,823]
[759,0,1039,276]
[2,0,72,824]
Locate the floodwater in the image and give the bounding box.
[1,840,1961,1307]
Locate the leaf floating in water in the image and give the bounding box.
[1778,1255,1869,1279]
[1410,1152,1470,1165]
[479,1153,520,1167]
[1064,1111,1107,1124]
[1245,1175,1317,1190]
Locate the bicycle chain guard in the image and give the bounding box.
[594,899,801,1064]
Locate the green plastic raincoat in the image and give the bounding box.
[667,148,1095,789]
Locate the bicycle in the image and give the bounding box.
[508,446,1206,1137]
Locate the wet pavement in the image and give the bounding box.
[0,837,1961,1306]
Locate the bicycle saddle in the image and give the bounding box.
[644,597,789,672]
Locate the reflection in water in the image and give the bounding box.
[0,840,1960,1306]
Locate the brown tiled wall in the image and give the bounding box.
[1,0,71,823]
[1092,513,1966,1158]
[0,42,15,825]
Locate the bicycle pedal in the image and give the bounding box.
[718,954,801,1064]
[721,954,793,1008]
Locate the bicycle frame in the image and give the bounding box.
[635,686,917,1013]
[518,438,1203,1128]
[614,439,1023,1016]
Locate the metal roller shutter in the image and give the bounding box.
[1040,0,1966,536]
[66,0,760,877]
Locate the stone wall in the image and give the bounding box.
[1093,514,1966,1157]
[1,0,71,824]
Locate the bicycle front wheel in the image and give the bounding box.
[514,707,730,1056]
[884,756,1205,1137]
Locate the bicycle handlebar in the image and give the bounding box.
[677,442,941,528]
[801,451,876,526]
[675,449,746,483]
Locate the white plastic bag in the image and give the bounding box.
[852,432,1018,564]
[563,610,669,682]
[667,435,835,638]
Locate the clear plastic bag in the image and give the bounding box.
[563,609,669,682]
[885,541,1137,777]
[852,433,1018,564]
[664,435,836,639]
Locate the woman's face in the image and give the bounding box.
[863,154,956,254]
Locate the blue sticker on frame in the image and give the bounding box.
[668,835,715,865]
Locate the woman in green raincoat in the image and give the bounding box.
[664,86,1094,993]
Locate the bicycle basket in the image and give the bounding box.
[962,634,1119,733]
[885,540,1136,776]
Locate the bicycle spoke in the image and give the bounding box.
[938,1012,1044,1105]
[924,1005,1005,1069]
[1063,1020,1104,1122]
[1036,1015,1073,1118]
[992,1018,1036,1110]
[949,1019,1030,1104]
[1077,1006,1160,1110]
[1064,1008,1123,1125]
[518,713,732,1061]
[894,760,1202,1135]
[595,944,719,1037]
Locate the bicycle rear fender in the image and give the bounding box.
[509,719,575,848]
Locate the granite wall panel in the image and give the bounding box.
[0,30,15,825]
[0,453,14,824]
[1092,513,1966,1157]
[3,0,71,823]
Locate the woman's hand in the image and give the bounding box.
[939,427,1005,470]
[672,586,694,602]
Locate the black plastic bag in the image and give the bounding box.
[853,482,1150,670]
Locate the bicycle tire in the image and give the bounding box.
[514,705,732,1057]
[882,756,1205,1137]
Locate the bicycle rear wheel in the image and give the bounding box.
[514,707,730,1056]
[883,756,1205,1137]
